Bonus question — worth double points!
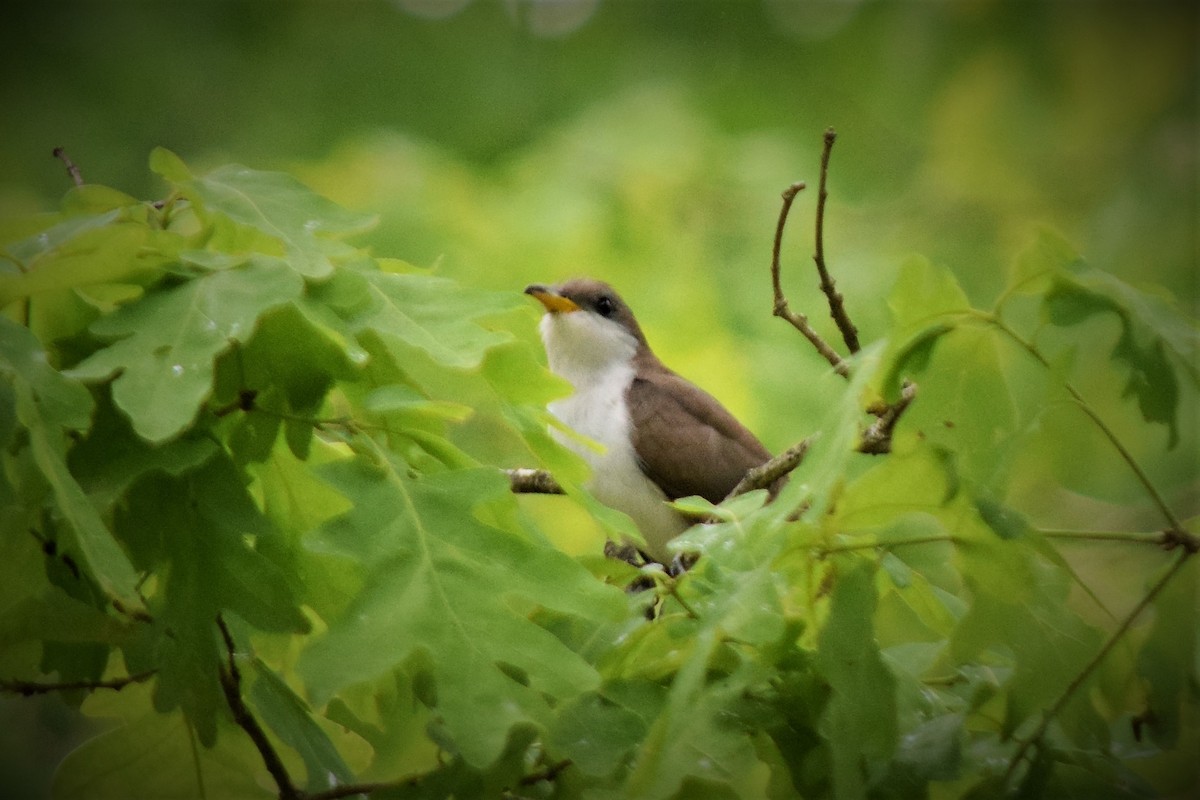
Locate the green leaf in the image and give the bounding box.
[148,146,194,183]
[1003,226,1084,300]
[69,394,218,512]
[300,457,624,766]
[773,340,886,522]
[1043,269,1198,446]
[68,257,304,443]
[362,384,473,424]
[52,708,270,800]
[180,163,377,279]
[0,591,130,649]
[117,457,307,745]
[548,690,647,776]
[249,659,353,791]
[881,322,955,402]
[237,301,362,417]
[349,270,518,369]
[624,632,772,800]
[189,457,309,635]
[973,495,1031,541]
[0,315,93,432]
[60,184,143,216]
[1,224,155,311]
[816,558,898,800]
[1138,555,1197,748]
[950,510,1103,735]
[887,255,971,332]
[881,321,1017,490]
[1,319,143,609]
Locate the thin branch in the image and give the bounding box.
[216,616,301,800]
[664,578,700,620]
[506,467,565,495]
[816,534,957,557]
[1038,529,1172,547]
[770,182,851,378]
[857,381,917,454]
[813,128,860,354]
[1002,549,1193,787]
[725,437,813,501]
[508,435,812,507]
[0,670,156,697]
[52,146,84,187]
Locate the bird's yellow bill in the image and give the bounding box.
[525,287,581,314]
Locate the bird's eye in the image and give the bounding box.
[595,296,615,317]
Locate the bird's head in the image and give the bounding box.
[524,279,649,378]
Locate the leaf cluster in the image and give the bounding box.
[1,155,1196,799]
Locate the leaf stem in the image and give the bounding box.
[666,581,700,620]
[817,533,956,556]
[1038,529,1168,546]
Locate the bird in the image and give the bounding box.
[524,278,775,563]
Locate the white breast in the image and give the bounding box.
[541,312,687,560]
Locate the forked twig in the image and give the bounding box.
[771,181,850,378]
[858,381,916,454]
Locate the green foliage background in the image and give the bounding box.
[1,1,1197,798]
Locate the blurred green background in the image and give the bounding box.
[1,1,1196,795]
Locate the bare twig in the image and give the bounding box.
[216,616,301,800]
[506,467,565,495]
[771,182,850,378]
[0,670,156,697]
[52,147,84,187]
[813,128,859,354]
[857,381,916,454]
[725,437,813,501]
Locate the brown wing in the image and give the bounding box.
[627,368,772,503]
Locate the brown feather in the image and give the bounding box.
[627,352,772,503]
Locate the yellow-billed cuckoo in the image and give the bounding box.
[525,279,773,561]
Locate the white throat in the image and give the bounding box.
[539,311,687,559]
[539,310,639,388]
